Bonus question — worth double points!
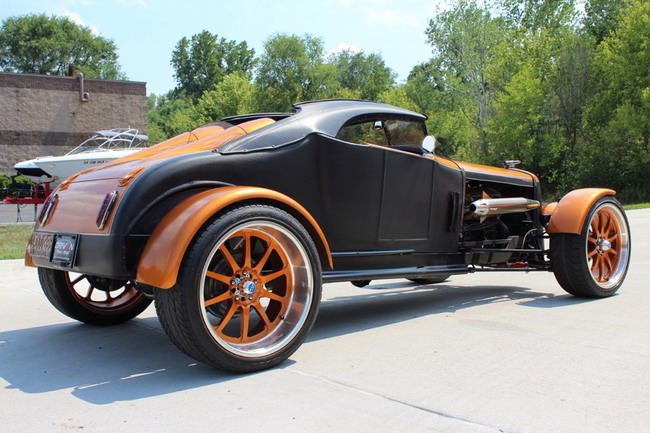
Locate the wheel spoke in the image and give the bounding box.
[591,213,601,237]
[240,307,250,341]
[253,302,273,329]
[206,270,231,285]
[204,291,231,307]
[261,288,284,302]
[70,274,85,287]
[598,258,606,282]
[243,231,252,268]
[219,244,239,273]
[261,268,289,284]
[254,243,276,273]
[588,248,598,259]
[590,256,600,273]
[216,303,238,333]
[602,254,614,279]
[599,211,610,237]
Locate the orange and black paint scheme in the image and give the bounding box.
[25,100,631,372]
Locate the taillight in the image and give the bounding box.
[96,190,118,230]
[38,193,58,226]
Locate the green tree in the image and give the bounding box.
[193,72,256,123]
[147,93,198,142]
[0,14,124,79]
[584,0,631,43]
[255,33,339,111]
[500,0,577,32]
[327,49,395,100]
[171,30,255,100]
[425,0,508,158]
[583,0,650,201]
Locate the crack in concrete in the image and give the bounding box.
[287,367,507,433]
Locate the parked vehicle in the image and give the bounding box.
[14,128,148,186]
[26,100,631,372]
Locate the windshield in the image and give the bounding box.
[67,128,149,155]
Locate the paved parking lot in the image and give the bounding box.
[1,209,648,433]
[0,202,41,225]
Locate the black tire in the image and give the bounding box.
[408,275,451,285]
[38,268,152,325]
[550,196,630,298]
[154,204,322,373]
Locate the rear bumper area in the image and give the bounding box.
[28,230,148,280]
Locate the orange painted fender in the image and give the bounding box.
[136,186,333,289]
[546,188,616,234]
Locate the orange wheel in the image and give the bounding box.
[550,196,630,297]
[586,204,628,287]
[155,204,322,372]
[38,268,152,325]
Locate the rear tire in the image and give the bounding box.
[154,204,322,373]
[38,268,152,325]
[550,196,630,297]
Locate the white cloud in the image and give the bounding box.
[62,10,100,35]
[328,42,364,56]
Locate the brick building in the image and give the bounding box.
[0,72,147,174]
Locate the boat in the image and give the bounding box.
[14,128,148,185]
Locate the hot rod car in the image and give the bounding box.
[26,100,631,372]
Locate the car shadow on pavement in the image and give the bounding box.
[0,317,254,404]
[309,281,596,341]
[0,281,594,405]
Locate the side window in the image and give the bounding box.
[385,120,426,148]
[336,117,427,149]
[336,120,388,146]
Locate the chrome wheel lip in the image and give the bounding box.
[199,221,314,358]
[585,203,630,289]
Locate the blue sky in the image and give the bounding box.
[1,0,449,95]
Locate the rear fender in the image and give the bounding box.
[136,186,332,289]
[546,188,616,234]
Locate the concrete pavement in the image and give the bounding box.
[1,209,649,433]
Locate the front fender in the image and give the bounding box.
[546,188,616,234]
[136,186,332,289]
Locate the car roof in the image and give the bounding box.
[217,99,427,154]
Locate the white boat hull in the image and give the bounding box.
[14,149,142,185]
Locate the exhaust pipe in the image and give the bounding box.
[469,197,540,217]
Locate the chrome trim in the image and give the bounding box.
[97,190,118,231]
[40,193,58,226]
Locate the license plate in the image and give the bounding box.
[51,234,78,267]
[30,232,54,258]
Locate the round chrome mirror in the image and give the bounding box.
[422,135,436,153]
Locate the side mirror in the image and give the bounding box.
[422,135,436,154]
[373,120,384,131]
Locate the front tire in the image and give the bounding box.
[38,268,152,325]
[550,196,630,297]
[154,204,322,373]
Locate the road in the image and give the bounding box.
[0,202,41,224]
[1,209,648,433]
